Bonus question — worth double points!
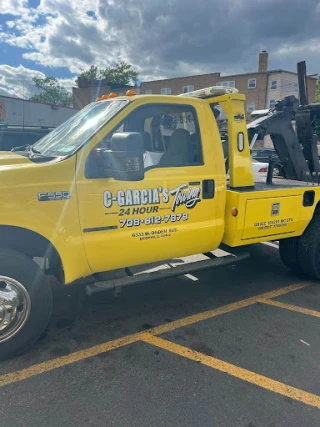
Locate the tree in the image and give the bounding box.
[78,65,99,81]
[79,61,139,85]
[30,77,73,107]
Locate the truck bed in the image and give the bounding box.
[224,177,320,247]
[227,177,319,192]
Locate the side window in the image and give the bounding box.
[126,104,202,169]
[86,104,203,178]
[95,122,125,149]
[210,102,229,167]
[210,103,228,140]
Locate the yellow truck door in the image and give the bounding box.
[76,98,225,274]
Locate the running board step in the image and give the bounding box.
[85,252,249,296]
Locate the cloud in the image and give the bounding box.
[0,0,319,84]
[0,64,76,98]
[6,21,15,29]
[2,0,28,16]
[0,64,43,98]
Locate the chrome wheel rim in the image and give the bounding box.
[0,276,31,343]
[273,167,280,177]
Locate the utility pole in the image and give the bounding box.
[22,76,25,143]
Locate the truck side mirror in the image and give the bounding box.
[95,132,144,181]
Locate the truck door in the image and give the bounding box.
[76,100,223,274]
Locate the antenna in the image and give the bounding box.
[297,61,309,106]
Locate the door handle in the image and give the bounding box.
[202,179,215,199]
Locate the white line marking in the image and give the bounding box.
[184,274,199,281]
[213,248,231,257]
[300,339,311,346]
[262,242,279,249]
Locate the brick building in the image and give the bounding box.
[140,51,317,118]
[73,78,140,109]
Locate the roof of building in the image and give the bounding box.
[76,78,138,89]
[218,69,317,79]
[141,69,317,84]
[141,72,220,84]
[0,94,78,110]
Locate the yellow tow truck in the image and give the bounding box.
[1,67,320,359]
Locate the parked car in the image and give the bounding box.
[251,148,284,177]
[251,159,269,176]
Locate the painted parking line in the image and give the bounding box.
[141,333,320,409]
[257,298,320,318]
[150,282,310,335]
[0,333,142,388]
[0,282,310,388]
[262,241,279,248]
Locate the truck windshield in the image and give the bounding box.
[32,100,129,157]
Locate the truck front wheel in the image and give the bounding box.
[0,249,52,361]
[279,237,302,273]
[297,211,320,279]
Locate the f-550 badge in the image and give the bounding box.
[38,191,71,202]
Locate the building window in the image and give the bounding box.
[216,81,235,88]
[182,85,194,93]
[248,78,256,88]
[246,102,256,113]
[283,82,299,93]
[145,89,152,94]
[269,99,277,109]
[270,80,277,90]
[161,88,171,95]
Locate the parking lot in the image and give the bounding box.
[0,242,319,427]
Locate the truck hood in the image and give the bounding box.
[0,152,32,167]
[0,150,74,190]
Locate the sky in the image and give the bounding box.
[0,0,319,99]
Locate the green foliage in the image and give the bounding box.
[30,77,73,107]
[78,66,99,81]
[79,62,139,85]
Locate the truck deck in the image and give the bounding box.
[228,177,320,192]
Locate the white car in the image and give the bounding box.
[251,159,269,176]
[226,159,268,181]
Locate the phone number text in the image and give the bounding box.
[120,214,188,228]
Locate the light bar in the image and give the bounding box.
[179,86,238,98]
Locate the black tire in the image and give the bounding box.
[273,165,281,177]
[279,237,302,273]
[0,249,53,361]
[298,211,320,279]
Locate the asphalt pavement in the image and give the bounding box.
[0,243,319,427]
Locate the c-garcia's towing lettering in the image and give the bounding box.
[103,184,201,213]
[170,184,201,212]
[104,187,169,208]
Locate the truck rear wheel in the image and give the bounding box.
[0,249,53,361]
[279,237,302,273]
[297,211,320,279]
